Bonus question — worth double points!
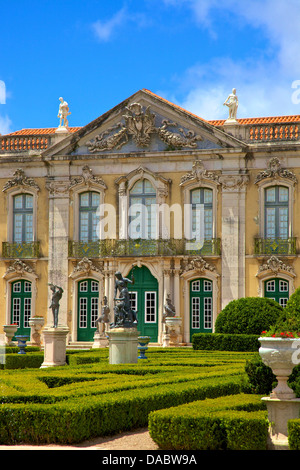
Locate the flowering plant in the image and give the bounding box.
[261,329,300,338]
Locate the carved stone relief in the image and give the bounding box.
[255,157,297,184]
[69,165,107,190]
[4,259,38,278]
[2,169,40,192]
[180,256,217,275]
[257,255,296,277]
[86,102,202,152]
[180,159,219,186]
[70,257,104,278]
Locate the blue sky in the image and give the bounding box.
[1,0,300,134]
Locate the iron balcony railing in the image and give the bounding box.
[2,241,40,258]
[254,237,297,256]
[68,238,221,258]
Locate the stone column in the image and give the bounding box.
[219,174,248,308]
[46,179,70,327]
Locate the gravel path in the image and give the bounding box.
[0,428,160,451]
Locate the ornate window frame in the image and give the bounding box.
[69,166,107,241]
[3,169,40,243]
[255,158,297,239]
[115,166,171,239]
[3,259,38,325]
[256,255,296,298]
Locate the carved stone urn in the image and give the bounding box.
[29,316,45,348]
[3,324,18,346]
[259,337,299,399]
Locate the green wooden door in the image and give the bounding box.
[190,278,213,341]
[264,278,289,307]
[11,280,32,337]
[77,279,99,341]
[127,266,158,342]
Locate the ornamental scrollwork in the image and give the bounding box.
[2,169,40,192]
[69,166,107,190]
[86,102,202,152]
[255,157,297,184]
[180,159,219,186]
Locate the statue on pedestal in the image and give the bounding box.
[111,271,138,328]
[57,97,71,128]
[49,284,64,328]
[223,88,239,121]
[95,295,110,334]
[163,294,176,321]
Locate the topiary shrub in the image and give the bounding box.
[215,297,283,335]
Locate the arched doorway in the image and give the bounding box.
[190,278,213,341]
[11,279,32,338]
[77,278,99,341]
[126,266,158,342]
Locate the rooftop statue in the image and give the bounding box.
[57,97,71,128]
[223,88,238,121]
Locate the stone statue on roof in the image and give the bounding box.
[57,97,71,128]
[223,88,239,122]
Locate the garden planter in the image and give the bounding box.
[3,324,18,346]
[138,336,150,359]
[258,337,299,399]
[28,316,45,348]
[15,335,30,354]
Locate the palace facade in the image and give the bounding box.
[0,88,299,346]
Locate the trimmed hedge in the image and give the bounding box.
[288,419,300,450]
[148,393,269,450]
[215,297,283,335]
[0,374,244,444]
[192,333,260,352]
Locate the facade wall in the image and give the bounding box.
[1,91,300,345]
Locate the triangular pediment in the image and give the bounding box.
[42,89,246,157]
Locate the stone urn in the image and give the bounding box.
[15,335,30,354]
[259,337,300,399]
[3,324,18,346]
[29,316,45,348]
[138,336,151,359]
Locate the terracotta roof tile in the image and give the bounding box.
[6,127,81,136]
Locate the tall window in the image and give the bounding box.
[129,179,156,239]
[190,188,213,240]
[13,194,33,243]
[79,192,100,242]
[265,186,289,239]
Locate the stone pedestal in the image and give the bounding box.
[40,326,69,368]
[262,397,300,450]
[92,331,109,348]
[108,327,139,364]
[165,316,182,346]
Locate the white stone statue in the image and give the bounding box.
[57,97,71,128]
[223,88,238,121]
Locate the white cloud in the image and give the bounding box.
[91,8,127,41]
[0,114,12,135]
[162,0,300,118]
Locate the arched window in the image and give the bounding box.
[79,191,100,242]
[190,188,213,240]
[264,278,289,308]
[13,194,33,243]
[264,186,289,239]
[129,179,156,239]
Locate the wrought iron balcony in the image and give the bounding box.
[2,241,40,258]
[68,238,221,258]
[254,237,297,256]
